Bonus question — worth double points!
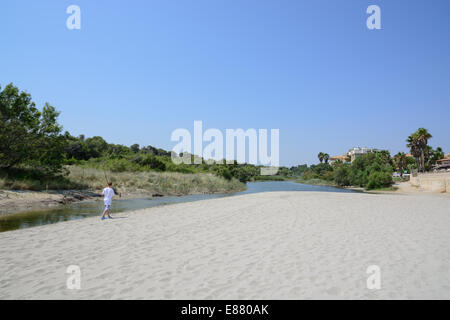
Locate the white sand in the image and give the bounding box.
[1,191,449,300]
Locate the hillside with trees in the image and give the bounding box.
[0,84,276,194]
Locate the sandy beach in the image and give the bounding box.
[1,191,449,299]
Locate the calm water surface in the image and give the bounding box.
[0,181,354,232]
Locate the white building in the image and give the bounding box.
[347,147,378,163]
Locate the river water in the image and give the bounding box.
[0,181,355,232]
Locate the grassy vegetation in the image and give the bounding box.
[0,167,85,191]
[67,166,245,195]
[0,166,245,196]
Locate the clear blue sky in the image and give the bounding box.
[1,0,449,166]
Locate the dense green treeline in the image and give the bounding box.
[1,83,445,191]
[64,133,276,183]
[0,83,284,190]
[298,128,445,190]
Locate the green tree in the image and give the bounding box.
[333,164,351,186]
[393,152,408,177]
[84,136,108,159]
[415,128,432,172]
[407,128,432,172]
[0,84,65,172]
[333,151,393,189]
[109,144,132,159]
[317,152,324,163]
[31,103,66,172]
[0,84,40,168]
[289,164,308,176]
[64,132,89,160]
[141,155,166,171]
[407,133,421,172]
[426,146,444,169]
[130,144,140,153]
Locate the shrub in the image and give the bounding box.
[215,167,233,181]
[232,167,252,183]
[165,162,195,173]
[321,170,335,181]
[366,170,393,190]
[300,169,318,180]
[331,152,394,189]
[141,155,166,171]
[333,165,352,186]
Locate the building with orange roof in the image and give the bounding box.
[329,154,349,165]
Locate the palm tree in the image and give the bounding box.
[427,146,444,169]
[432,147,445,163]
[424,145,434,170]
[407,128,432,172]
[317,152,324,163]
[406,133,421,171]
[393,152,408,177]
[434,147,444,159]
[415,128,432,172]
[323,153,330,164]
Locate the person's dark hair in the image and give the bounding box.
[108,182,112,186]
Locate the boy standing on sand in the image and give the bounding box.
[101,182,115,220]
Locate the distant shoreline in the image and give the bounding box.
[0,178,328,218]
[291,177,403,194]
[0,186,246,218]
[0,190,96,217]
[3,178,447,218]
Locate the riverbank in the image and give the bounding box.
[0,167,246,216]
[0,181,353,232]
[0,190,98,217]
[291,178,369,193]
[291,178,337,186]
[0,184,245,217]
[1,191,449,299]
[291,177,450,195]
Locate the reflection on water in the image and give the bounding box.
[0,181,354,232]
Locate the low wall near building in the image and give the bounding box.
[410,172,450,193]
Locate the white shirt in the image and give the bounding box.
[102,187,115,205]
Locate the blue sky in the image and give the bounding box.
[1,0,449,166]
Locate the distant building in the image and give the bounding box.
[436,154,450,165]
[329,154,349,165]
[434,153,450,172]
[347,147,379,163]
